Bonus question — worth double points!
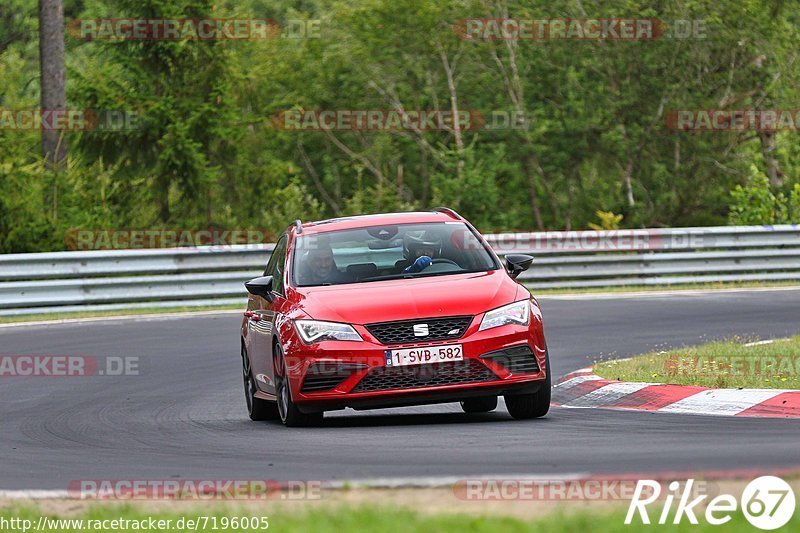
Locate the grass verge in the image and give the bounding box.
[2,503,799,532]
[594,336,800,389]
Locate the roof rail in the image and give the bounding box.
[294,219,303,234]
[431,206,463,220]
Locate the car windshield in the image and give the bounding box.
[292,222,499,287]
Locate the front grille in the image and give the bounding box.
[352,359,497,392]
[481,345,540,374]
[301,362,367,393]
[365,316,473,345]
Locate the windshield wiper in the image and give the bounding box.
[359,269,483,283]
[359,273,416,282]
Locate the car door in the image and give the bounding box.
[247,235,289,395]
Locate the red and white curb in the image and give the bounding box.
[553,367,800,418]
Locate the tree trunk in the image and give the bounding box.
[521,154,544,230]
[439,48,465,187]
[158,176,170,223]
[623,159,635,207]
[758,130,784,187]
[39,0,67,170]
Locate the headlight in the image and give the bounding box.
[479,300,530,331]
[295,320,363,343]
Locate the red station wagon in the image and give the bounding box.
[240,208,550,426]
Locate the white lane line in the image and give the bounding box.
[558,367,594,380]
[658,389,786,416]
[540,286,800,300]
[0,475,591,497]
[0,309,242,329]
[0,490,69,499]
[742,338,790,347]
[553,374,604,391]
[322,472,588,489]
[563,381,652,408]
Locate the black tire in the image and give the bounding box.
[460,396,498,413]
[274,343,324,427]
[504,350,551,419]
[242,345,279,421]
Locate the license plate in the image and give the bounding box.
[385,344,463,367]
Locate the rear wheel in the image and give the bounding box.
[274,343,324,427]
[504,350,551,419]
[242,345,279,421]
[460,396,498,413]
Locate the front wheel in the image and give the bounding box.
[242,345,279,421]
[274,343,324,427]
[504,350,551,419]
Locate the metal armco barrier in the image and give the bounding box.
[0,225,798,316]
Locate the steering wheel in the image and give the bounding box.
[431,258,459,267]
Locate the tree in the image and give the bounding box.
[38,0,67,169]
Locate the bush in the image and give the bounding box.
[728,165,784,225]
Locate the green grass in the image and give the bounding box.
[2,503,799,532]
[594,336,800,389]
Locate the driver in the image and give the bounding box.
[396,232,443,273]
[302,243,348,285]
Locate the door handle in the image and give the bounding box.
[244,311,262,322]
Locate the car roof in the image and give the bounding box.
[291,211,463,235]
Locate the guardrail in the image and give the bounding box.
[0,225,798,316]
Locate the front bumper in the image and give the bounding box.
[283,317,548,412]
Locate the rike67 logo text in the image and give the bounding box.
[626,476,795,530]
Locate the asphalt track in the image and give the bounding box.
[1,288,799,489]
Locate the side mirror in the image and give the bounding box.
[505,254,534,279]
[245,276,274,301]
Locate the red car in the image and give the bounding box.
[241,208,550,426]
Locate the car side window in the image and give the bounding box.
[263,241,279,277]
[269,235,289,295]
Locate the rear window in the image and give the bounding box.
[291,222,498,287]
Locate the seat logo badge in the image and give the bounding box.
[413,324,429,337]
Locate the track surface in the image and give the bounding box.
[1,289,799,489]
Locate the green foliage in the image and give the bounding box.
[728,166,778,225]
[588,211,624,231]
[4,500,800,533]
[261,180,325,237]
[2,0,800,251]
[728,165,799,225]
[789,184,800,223]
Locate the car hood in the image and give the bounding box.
[294,269,522,325]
